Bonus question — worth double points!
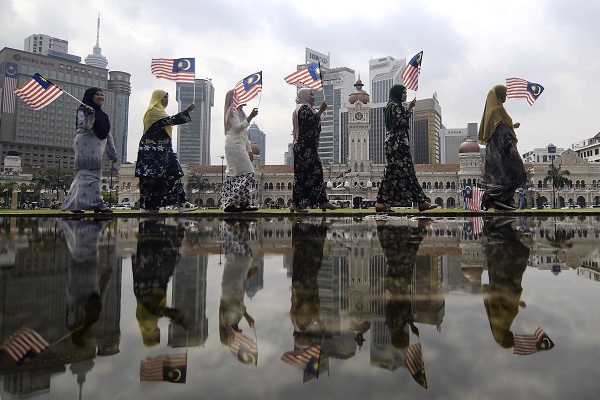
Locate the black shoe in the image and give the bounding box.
[224,205,242,212]
[240,205,259,212]
[94,208,113,214]
[70,210,84,214]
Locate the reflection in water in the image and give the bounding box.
[62,219,112,348]
[132,220,188,347]
[482,218,529,349]
[219,220,258,366]
[378,221,428,388]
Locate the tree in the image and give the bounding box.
[543,162,570,208]
[187,172,211,192]
[32,166,75,194]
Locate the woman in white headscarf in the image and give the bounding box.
[290,88,338,213]
[221,89,259,212]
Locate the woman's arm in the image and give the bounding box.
[105,130,118,162]
[76,108,95,130]
[228,110,250,134]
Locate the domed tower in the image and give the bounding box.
[347,78,371,164]
[458,138,482,189]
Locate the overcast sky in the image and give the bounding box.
[2,0,599,165]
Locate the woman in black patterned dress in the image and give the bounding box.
[375,85,438,212]
[135,89,197,213]
[290,88,339,213]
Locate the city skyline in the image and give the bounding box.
[1,1,599,165]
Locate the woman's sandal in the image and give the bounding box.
[178,202,198,213]
[321,202,340,212]
[418,202,439,212]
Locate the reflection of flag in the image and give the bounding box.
[228,327,258,366]
[513,327,555,355]
[464,185,484,211]
[1,327,48,365]
[151,58,195,82]
[284,63,323,90]
[233,71,262,108]
[13,73,63,110]
[2,62,18,114]
[463,217,484,237]
[140,354,187,383]
[506,78,544,106]
[404,343,428,389]
[281,344,321,379]
[401,51,423,91]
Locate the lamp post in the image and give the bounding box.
[109,162,116,208]
[56,156,61,202]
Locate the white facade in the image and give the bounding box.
[570,132,600,163]
[521,143,564,163]
[23,34,68,55]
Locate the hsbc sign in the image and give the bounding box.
[305,48,330,69]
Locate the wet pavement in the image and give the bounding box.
[0,214,599,400]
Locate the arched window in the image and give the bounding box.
[451,182,456,190]
[264,183,269,190]
[276,182,281,190]
[288,182,293,190]
[268,182,273,190]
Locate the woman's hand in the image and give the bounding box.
[407,98,416,111]
[318,101,328,114]
[247,107,258,122]
[83,105,94,114]
[186,103,196,112]
[509,146,520,158]
[513,122,520,129]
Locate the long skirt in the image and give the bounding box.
[61,169,105,211]
[220,172,254,209]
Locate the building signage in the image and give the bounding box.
[12,53,55,67]
[305,47,330,69]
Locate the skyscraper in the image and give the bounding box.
[248,123,266,166]
[175,79,214,165]
[440,123,477,164]
[107,71,131,164]
[84,14,108,69]
[412,94,442,164]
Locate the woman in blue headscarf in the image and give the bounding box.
[61,87,117,213]
[375,85,437,213]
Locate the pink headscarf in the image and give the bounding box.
[292,88,318,144]
[224,89,247,134]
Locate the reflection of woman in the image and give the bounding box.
[290,220,328,340]
[290,88,338,213]
[482,218,529,348]
[221,90,259,212]
[135,89,197,213]
[378,223,426,349]
[132,220,187,346]
[478,85,526,211]
[61,88,117,214]
[375,85,438,213]
[62,219,112,346]
[219,220,256,343]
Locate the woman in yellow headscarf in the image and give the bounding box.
[478,85,526,211]
[135,89,197,213]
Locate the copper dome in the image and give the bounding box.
[458,139,480,153]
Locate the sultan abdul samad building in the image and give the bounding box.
[118,80,600,209]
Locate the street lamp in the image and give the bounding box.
[220,155,225,188]
[56,156,61,202]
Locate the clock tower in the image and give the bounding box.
[347,78,370,164]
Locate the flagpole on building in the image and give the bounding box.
[193,78,196,104]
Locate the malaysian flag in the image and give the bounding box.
[151,58,195,82]
[2,62,18,114]
[401,51,423,91]
[513,326,555,355]
[506,78,544,106]
[405,342,428,389]
[13,73,63,110]
[463,217,484,237]
[284,63,323,91]
[281,344,321,379]
[0,327,48,365]
[227,327,258,366]
[464,185,485,211]
[233,71,262,108]
[140,353,187,383]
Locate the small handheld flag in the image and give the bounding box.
[151,58,196,82]
[513,326,555,355]
[228,327,258,366]
[404,342,428,389]
[233,71,262,108]
[1,327,49,365]
[281,344,321,379]
[402,51,423,91]
[284,63,323,91]
[506,78,544,105]
[140,353,187,383]
[13,73,63,110]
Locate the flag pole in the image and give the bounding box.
[193,78,196,103]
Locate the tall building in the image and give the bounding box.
[0,47,131,168]
[368,56,406,164]
[248,123,266,166]
[84,14,108,69]
[571,133,600,162]
[440,123,477,164]
[412,94,442,164]
[23,33,77,62]
[175,79,214,165]
[346,79,371,168]
[283,143,294,165]
[107,71,131,163]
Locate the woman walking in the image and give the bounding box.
[375,85,437,213]
[135,89,197,213]
[290,88,338,213]
[221,89,259,212]
[61,87,117,214]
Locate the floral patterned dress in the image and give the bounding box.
[376,103,427,206]
[135,111,191,210]
[292,105,329,208]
